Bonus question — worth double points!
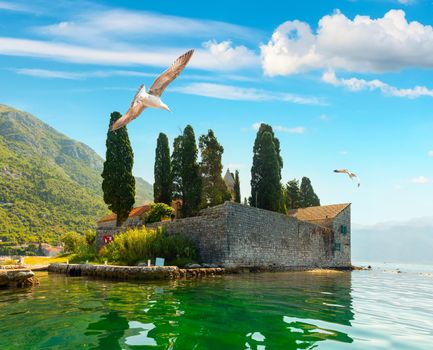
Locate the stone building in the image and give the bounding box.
[97,201,351,269]
[287,203,351,267]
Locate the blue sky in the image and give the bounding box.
[1,0,433,225]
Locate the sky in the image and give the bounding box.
[1,0,433,225]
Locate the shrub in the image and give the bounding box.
[142,203,174,224]
[60,231,85,254]
[101,226,196,266]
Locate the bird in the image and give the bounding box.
[334,169,361,187]
[110,49,194,131]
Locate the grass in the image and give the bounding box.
[23,255,72,266]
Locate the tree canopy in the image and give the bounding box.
[300,177,320,207]
[250,124,285,213]
[285,179,302,210]
[199,129,231,208]
[172,125,202,217]
[154,133,172,205]
[101,112,135,226]
[234,170,241,203]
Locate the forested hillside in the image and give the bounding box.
[0,105,152,244]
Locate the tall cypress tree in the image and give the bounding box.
[153,133,172,205]
[285,179,302,210]
[300,177,320,207]
[250,123,284,212]
[171,135,183,200]
[199,130,231,208]
[101,112,135,226]
[181,125,202,217]
[234,170,241,203]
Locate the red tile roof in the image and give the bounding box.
[97,205,151,223]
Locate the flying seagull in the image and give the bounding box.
[110,49,194,131]
[334,169,361,187]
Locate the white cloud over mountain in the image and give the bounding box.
[261,9,433,76]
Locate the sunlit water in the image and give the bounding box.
[0,263,432,349]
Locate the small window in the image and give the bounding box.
[334,243,341,251]
[340,225,348,235]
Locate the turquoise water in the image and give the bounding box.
[0,263,432,349]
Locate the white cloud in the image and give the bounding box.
[202,40,259,69]
[398,0,415,4]
[322,70,433,98]
[0,37,257,71]
[261,9,433,76]
[340,150,349,155]
[428,150,433,157]
[34,9,259,44]
[172,82,322,104]
[0,1,31,12]
[411,176,430,184]
[252,122,305,134]
[15,68,156,80]
[319,114,329,121]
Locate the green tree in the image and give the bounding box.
[250,124,285,212]
[60,231,85,254]
[142,203,175,224]
[171,136,183,200]
[285,179,302,210]
[300,177,320,207]
[234,170,241,203]
[199,130,231,208]
[154,133,172,205]
[181,125,202,217]
[101,112,135,226]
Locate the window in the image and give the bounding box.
[340,225,348,235]
[334,243,341,251]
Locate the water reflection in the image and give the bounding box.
[0,271,354,349]
[144,272,354,349]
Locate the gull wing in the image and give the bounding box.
[110,102,147,131]
[148,49,194,97]
[131,84,145,107]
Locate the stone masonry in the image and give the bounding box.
[145,202,351,269]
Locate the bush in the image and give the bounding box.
[101,226,196,266]
[60,231,85,254]
[61,230,97,263]
[142,203,174,224]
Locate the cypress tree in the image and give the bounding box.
[171,136,183,200]
[250,123,284,212]
[199,130,231,208]
[300,177,320,207]
[181,125,202,217]
[234,170,241,203]
[101,112,135,226]
[153,133,172,205]
[285,179,302,210]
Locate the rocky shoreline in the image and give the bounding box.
[48,263,225,280]
[0,269,39,288]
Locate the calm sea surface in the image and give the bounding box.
[0,263,432,349]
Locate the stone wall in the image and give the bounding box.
[147,204,229,264]
[332,205,351,267]
[147,202,351,269]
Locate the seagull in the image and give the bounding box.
[110,49,194,131]
[334,169,361,187]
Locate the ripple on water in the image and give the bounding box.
[0,266,432,349]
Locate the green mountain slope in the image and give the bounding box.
[0,105,153,244]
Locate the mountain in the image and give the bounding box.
[352,218,433,264]
[0,104,153,244]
